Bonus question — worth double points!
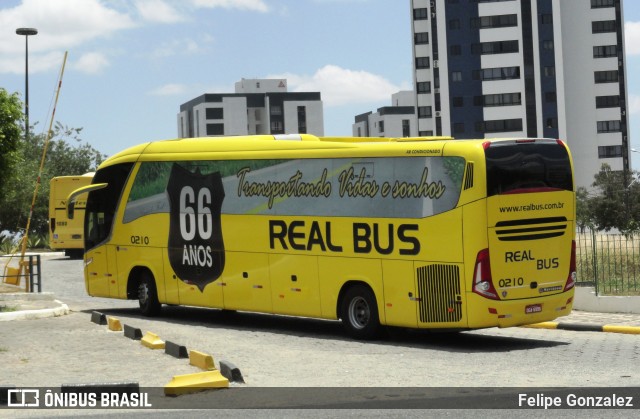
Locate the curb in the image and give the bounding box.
[524,322,640,334]
[0,292,69,321]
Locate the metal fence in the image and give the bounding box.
[575,232,640,296]
[0,254,42,292]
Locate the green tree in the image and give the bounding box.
[0,88,23,202]
[575,186,595,233]
[589,163,640,234]
[0,122,105,235]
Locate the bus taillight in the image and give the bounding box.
[473,248,499,300]
[564,240,577,292]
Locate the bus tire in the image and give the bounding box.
[138,272,161,316]
[340,284,380,340]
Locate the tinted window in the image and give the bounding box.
[485,141,573,196]
[85,163,134,250]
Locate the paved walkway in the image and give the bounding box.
[2,283,640,333]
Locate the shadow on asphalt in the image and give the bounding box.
[80,304,569,353]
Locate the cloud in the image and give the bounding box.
[190,0,269,12]
[625,21,640,56]
[73,52,110,74]
[0,0,135,74]
[629,94,640,115]
[271,65,406,107]
[149,83,188,96]
[135,0,187,23]
[150,36,211,58]
[0,0,135,54]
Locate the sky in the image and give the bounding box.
[0,0,639,170]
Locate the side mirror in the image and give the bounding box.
[66,183,108,220]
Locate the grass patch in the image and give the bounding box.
[0,304,17,313]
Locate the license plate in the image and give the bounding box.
[525,304,542,314]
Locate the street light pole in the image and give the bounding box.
[15,27,38,141]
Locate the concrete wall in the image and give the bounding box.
[573,286,640,314]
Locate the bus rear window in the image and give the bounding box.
[485,141,573,196]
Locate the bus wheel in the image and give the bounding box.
[138,272,161,316]
[340,285,380,340]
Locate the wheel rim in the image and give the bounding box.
[139,282,149,305]
[348,296,370,330]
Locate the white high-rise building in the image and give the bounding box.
[410,0,631,188]
[178,78,324,138]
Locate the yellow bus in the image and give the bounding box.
[49,173,93,258]
[68,135,576,339]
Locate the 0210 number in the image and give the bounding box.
[498,277,524,288]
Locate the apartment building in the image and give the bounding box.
[178,78,324,138]
[353,91,418,137]
[410,0,631,188]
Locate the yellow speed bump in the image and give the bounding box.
[140,331,165,349]
[602,325,640,335]
[521,322,558,329]
[164,370,229,396]
[189,350,216,371]
[107,316,122,331]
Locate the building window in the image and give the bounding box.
[593,45,618,58]
[591,0,615,8]
[378,121,385,134]
[413,8,429,20]
[471,40,519,55]
[544,66,555,77]
[470,14,517,29]
[418,106,433,119]
[545,92,557,102]
[205,108,223,119]
[402,119,411,137]
[476,118,523,133]
[449,19,461,30]
[597,120,622,133]
[451,71,462,82]
[543,40,554,50]
[417,81,432,93]
[450,45,462,55]
[545,118,558,129]
[416,57,431,69]
[419,130,434,136]
[206,123,224,135]
[271,105,282,116]
[598,145,623,158]
[415,32,429,45]
[453,97,464,107]
[595,95,620,108]
[594,70,619,83]
[480,93,522,107]
[297,106,307,133]
[473,66,520,81]
[453,123,465,133]
[540,14,553,24]
[592,20,617,34]
[271,121,284,133]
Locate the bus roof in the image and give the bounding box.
[99,135,562,168]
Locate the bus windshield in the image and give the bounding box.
[485,140,573,196]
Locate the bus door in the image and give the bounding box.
[87,244,119,297]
